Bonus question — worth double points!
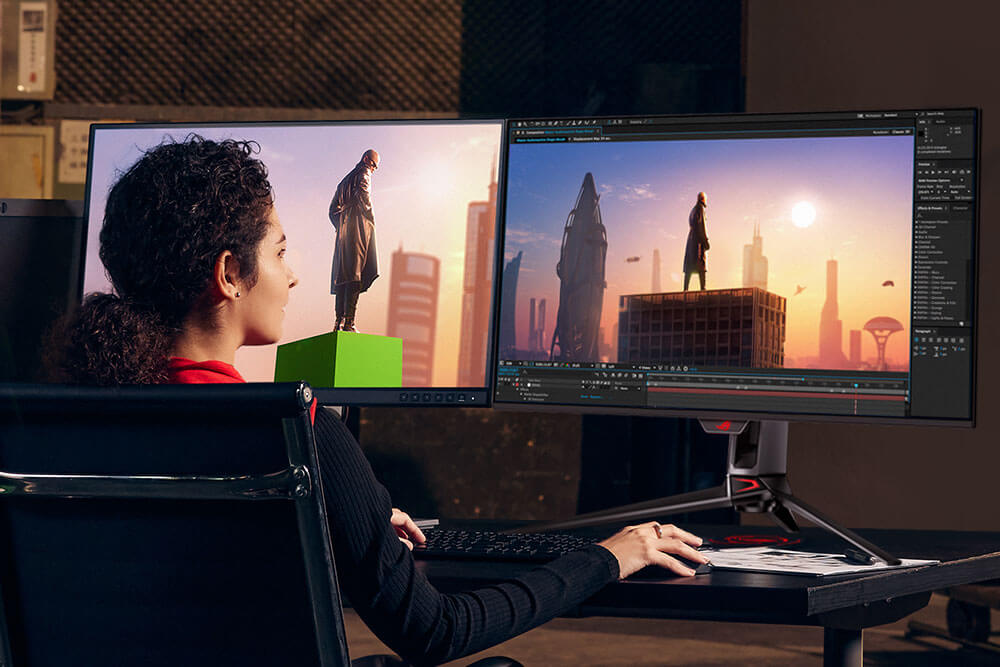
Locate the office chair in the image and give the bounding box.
[0,382,349,666]
[0,383,522,667]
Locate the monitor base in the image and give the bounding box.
[520,419,900,566]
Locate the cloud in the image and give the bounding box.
[618,184,657,202]
[506,227,562,247]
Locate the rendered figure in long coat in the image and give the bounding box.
[329,149,380,331]
[683,191,710,291]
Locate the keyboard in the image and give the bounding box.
[413,528,594,562]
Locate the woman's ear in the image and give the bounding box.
[213,250,243,301]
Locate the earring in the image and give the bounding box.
[235,291,241,298]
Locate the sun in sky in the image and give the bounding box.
[791,200,817,228]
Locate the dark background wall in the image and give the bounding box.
[29,0,746,522]
[744,0,998,531]
[40,0,997,530]
[458,1,742,117]
[30,0,995,530]
[55,0,464,111]
[52,0,742,117]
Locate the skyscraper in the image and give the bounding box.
[819,259,847,367]
[537,298,546,351]
[527,297,548,351]
[457,159,498,387]
[529,298,536,351]
[742,224,768,290]
[386,246,440,386]
[497,251,522,355]
[849,329,862,367]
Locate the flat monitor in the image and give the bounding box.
[0,199,83,382]
[494,109,978,425]
[493,109,979,561]
[83,120,505,405]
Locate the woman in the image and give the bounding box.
[54,137,708,666]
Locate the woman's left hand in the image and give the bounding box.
[391,508,426,550]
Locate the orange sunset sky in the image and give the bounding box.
[503,134,914,369]
[84,122,503,385]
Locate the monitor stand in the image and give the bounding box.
[521,419,900,566]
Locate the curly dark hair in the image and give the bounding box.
[51,136,273,385]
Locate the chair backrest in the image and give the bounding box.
[0,382,349,667]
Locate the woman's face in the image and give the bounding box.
[239,208,298,346]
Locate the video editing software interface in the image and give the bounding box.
[494,110,977,422]
[84,121,504,405]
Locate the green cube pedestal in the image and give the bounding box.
[274,331,403,388]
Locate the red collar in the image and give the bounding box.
[168,357,246,384]
[167,357,316,423]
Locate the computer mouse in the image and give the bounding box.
[692,561,713,575]
[674,553,713,576]
[630,558,712,579]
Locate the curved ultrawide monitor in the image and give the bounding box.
[83,120,504,405]
[493,109,978,425]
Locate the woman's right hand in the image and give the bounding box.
[597,521,708,579]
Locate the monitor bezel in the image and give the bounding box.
[81,118,509,407]
[489,107,979,427]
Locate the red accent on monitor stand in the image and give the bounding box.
[708,535,803,548]
[732,477,762,493]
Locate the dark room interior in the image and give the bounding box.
[1,1,998,665]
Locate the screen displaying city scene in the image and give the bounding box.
[502,135,912,371]
[495,110,978,421]
[84,121,503,395]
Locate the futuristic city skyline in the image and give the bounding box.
[84,122,503,385]
[502,134,914,370]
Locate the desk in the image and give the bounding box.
[415,524,1000,667]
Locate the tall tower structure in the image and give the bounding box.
[528,298,537,351]
[497,251,522,355]
[386,246,440,386]
[818,259,846,367]
[849,329,862,367]
[526,297,549,353]
[457,158,498,386]
[652,248,662,292]
[550,172,607,361]
[537,298,546,351]
[864,317,904,371]
[742,224,768,290]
